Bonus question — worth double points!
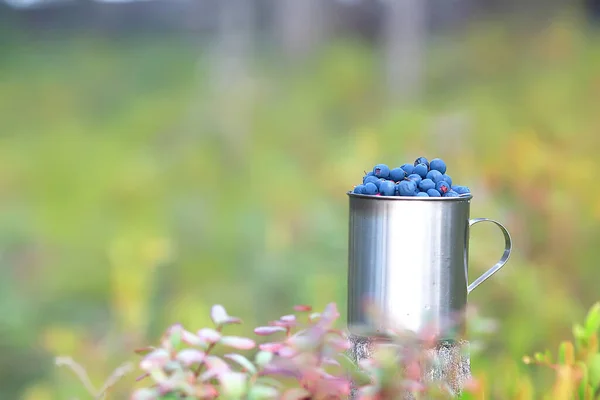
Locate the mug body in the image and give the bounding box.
[347,193,473,340]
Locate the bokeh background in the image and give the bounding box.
[1,0,599,398]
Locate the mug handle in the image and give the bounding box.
[467,218,513,294]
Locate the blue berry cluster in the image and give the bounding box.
[352,157,471,198]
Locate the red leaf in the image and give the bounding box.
[293,305,312,312]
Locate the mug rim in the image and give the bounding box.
[347,191,473,201]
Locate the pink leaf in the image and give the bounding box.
[220,336,256,350]
[176,349,205,366]
[140,349,170,371]
[329,336,351,351]
[181,330,207,347]
[204,355,230,376]
[293,305,312,312]
[254,326,286,336]
[259,342,284,353]
[279,315,296,322]
[271,320,293,328]
[197,328,222,343]
[210,304,242,326]
[278,346,297,358]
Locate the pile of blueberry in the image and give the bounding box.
[351,157,471,198]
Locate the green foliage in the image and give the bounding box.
[2,11,600,399]
[522,302,600,399]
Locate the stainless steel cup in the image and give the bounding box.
[347,192,512,340]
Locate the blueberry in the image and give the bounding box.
[364,182,378,195]
[374,178,387,190]
[427,189,441,197]
[365,171,375,178]
[363,175,379,185]
[443,190,459,197]
[407,173,422,185]
[426,170,444,184]
[389,167,406,182]
[416,192,429,197]
[397,180,417,196]
[353,185,366,194]
[401,163,415,176]
[373,164,390,179]
[442,174,452,186]
[379,180,396,196]
[436,181,450,195]
[452,185,471,195]
[414,157,429,169]
[418,178,435,192]
[413,163,428,178]
[429,158,447,174]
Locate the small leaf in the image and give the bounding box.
[534,352,547,363]
[134,347,156,356]
[225,353,257,374]
[176,349,205,366]
[259,342,284,353]
[578,361,590,400]
[140,349,171,371]
[131,388,159,400]
[293,305,312,312]
[219,371,248,399]
[309,313,321,322]
[574,324,587,342]
[585,303,600,336]
[254,326,286,336]
[195,384,218,398]
[281,388,311,400]
[357,385,379,399]
[255,376,284,389]
[322,357,341,367]
[558,341,575,365]
[336,353,357,371]
[329,336,351,351]
[277,346,297,358]
[149,367,168,384]
[254,351,273,367]
[211,305,228,325]
[221,336,256,350]
[204,355,231,375]
[198,328,222,343]
[587,353,600,390]
[169,325,183,350]
[248,384,279,400]
[181,329,207,348]
[211,305,242,326]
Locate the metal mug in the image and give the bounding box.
[346,192,512,340]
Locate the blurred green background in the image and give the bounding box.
[1,0,600,398]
